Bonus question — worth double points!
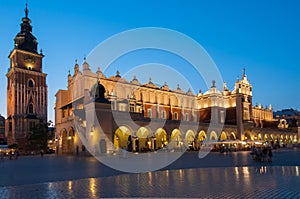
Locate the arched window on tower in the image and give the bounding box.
[29,103,34,114]
[28,79,34,88]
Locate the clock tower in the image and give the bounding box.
[6,4,48,149]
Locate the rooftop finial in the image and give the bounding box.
[243,67,246,76]
[212,80,216,88]
[25,3,29,18]
[97,70,100,83]
[116,70,120,77]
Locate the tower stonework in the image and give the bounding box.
[5,5,47,148]
[235,69,253,139]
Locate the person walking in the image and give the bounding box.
[268,148,273,162]
[14,150,18,160]
[40,149,44,157]
[9,150,13,160]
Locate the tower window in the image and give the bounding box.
[9,122,12,131]
[29,103,34,114]
[28,79,34,88]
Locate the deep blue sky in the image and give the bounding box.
[0,0,299,122]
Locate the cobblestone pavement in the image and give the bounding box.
[1,166,300,198]
[0,149,299,198]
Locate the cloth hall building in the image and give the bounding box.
[55,60,299,154]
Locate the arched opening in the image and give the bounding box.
[136,127,151,152]
[244,132,252,140]
[293,135,298,143]
[28,103,34,114]
[185,130,195,149]
[258,133,262,141]
[264,134,268,141]
[280,134,284,145]
[289,135,293,143]
[171,129,182,149]
[28,79,34,88]
[197,130,207,149]
[198,130,207,141]
[209,131,218,141]
[155,128,167,149]
[219,131,227,141]
[230,132,236,140]
[253,133,258,141]
[114,126,132,151]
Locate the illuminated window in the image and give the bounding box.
[220,110,225,123]
[130,103,135,112]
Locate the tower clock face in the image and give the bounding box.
[24,56,35,64]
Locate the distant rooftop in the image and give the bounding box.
[274,108,300,117]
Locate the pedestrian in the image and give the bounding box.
[262,147,268,162]
[268,148,273,162]
[14,150,18,160]
[9,150,13,160]
[76,145,79,155]
[40,149,44,157]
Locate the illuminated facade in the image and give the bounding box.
[55,60,298,154]
[5,5,48,148]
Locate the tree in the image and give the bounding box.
[27,121,52,150]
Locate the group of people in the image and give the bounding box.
[251,146,273,162]
[1,150,19,160]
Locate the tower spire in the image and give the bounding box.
[13,2,38,53]
[25,3,29,18]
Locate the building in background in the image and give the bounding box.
[0,114,6,144]
[274,108,300,143]
[5,5,48,150]
[55,60,298,154]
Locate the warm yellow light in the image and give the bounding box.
[27,64,33,70]
[68,136,72,140]
[89,178,96,197]
[90,126,94,136]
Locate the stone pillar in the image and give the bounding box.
[236,93,244,140]
[132,137,136,152]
